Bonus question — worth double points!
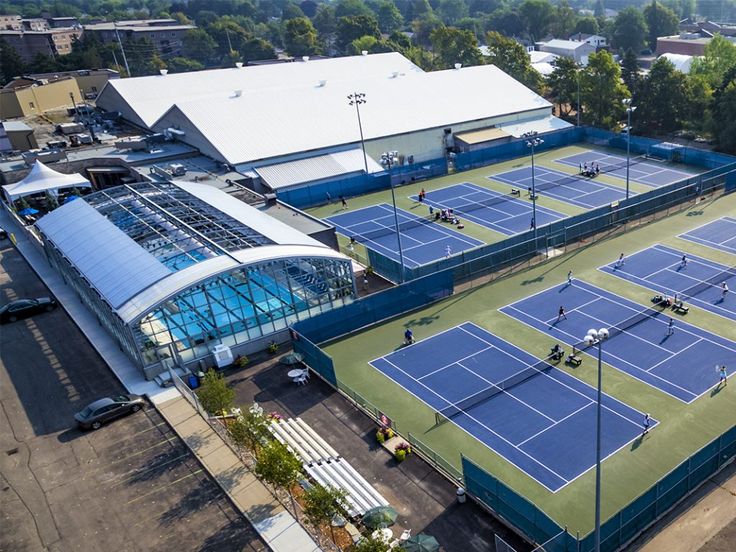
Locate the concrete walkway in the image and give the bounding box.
[158,396,321,552]
[1,207,320,551]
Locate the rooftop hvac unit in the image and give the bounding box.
[454,63,462,70]
[159,69,168,76]
[233,89,242,97]
[211,344,233,369]
[235,62,243,68]
[164,127,185,140]
[318,79,327,87]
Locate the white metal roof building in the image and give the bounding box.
[97,53,566,192]
[36,180,356,378]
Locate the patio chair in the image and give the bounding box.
[399,529,411,541]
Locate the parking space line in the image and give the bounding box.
[107,436,179,464]
[125,469,204,505]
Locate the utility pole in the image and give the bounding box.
[114,22,131,77]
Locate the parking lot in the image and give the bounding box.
[0,240,265,551]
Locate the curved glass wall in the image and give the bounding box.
[133,256,355,366]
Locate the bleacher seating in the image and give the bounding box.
[269,417,389,518]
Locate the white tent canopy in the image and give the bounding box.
[2,161,91,202]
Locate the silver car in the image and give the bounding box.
[74,394,145,430]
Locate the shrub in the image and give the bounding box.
[235,354,249,368]
[196,369,234,415]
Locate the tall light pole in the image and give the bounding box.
[576,68,581,127]
[523,131,544,244]
[583,327,610,552]
[380,150,405,283]
[114,22,131,77]
[623,99,637,200]
[348,92,369,174]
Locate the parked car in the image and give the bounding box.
[74,395,145,430]
[0,297,57,323]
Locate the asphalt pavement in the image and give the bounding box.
[0,239,265,551]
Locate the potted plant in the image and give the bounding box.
[234,354,249,368]
[376,426,394,443]
[267,340,279,354]
[394,441,411,462]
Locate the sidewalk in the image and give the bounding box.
[159,396,320,552]
[1,208,321,551]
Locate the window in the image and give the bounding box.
[28,101,35,109]
[91,86,97,93]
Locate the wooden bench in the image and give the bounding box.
[510,188,521,196]
[672,303,689,315]
[566,354,582,367]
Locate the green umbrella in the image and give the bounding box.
[403,534,440,552]
[361,506,398,529]
[280,352,304,365]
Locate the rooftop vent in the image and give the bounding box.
[391,71,399,78]
[302,56,310,62]
[235,62,243,68]
[318,79,327,87]
[454,63,462,70]
[361,50,368,56]
[159,69,168,76]
[233,89,242,98]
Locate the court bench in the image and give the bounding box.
[566,354,582,367]
[510,188,521,196]
[671,303,689,315]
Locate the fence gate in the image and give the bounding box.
[169,368,206,417]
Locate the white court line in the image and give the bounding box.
[644,338,703,373]
[417,345,494,381]
[516,402,593,447]
[379,355,571,489]
[458,323,646,431]
[501,303,697,402]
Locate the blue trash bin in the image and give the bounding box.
[188,374,199,389]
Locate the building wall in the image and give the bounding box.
[0,28,81,62]
[7,128,38,150]
[0,89,23,119]
[0,15,21,30]
[11,78,82,117]
[540,43,595,63]
[656,38,707,56]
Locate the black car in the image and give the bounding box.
[0,297,57,323]
[74,394,146,430]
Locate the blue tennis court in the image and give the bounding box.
[370,322,651,492]
[554,152,693,187]
[326,204,483,267]
[500,280,736,403]
[679,217,736,255]
[490,166,630,208]
[599,244,736,322]
[416,183,564,235]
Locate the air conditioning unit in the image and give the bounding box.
[211,344,233,369]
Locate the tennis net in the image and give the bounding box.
[573,299,669,355]
[437,359,553,422]
[679,266,736,299]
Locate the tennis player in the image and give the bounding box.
[680,254,688,268]
[642,413,651,436]
[557,306,567,322]
[719,365,728,386]
[667,318,675,335]
[722,282,729,299]
[567,270,573,285]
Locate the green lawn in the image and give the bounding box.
[320,189,736,536]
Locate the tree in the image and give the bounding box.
[580,50,630,129]
[303,484,348,544]
[335,0,374,18]
[485,9,524,37]
[284,17,321,56]
[546,56,580,119]
[690,34,736,89]
[228,406,270,453]
[621,48,640,95]
[196,369,234,414]
[484,31,541,92]
[611,7,648,54]
[282,3,305,20]
[313,4,337,37]
[0,38,25,85]
[354,535,393,552]
[437,0,468,25]
[430,26,483,69]
[239,37,277,62]
[574,16,599,36]
[254,439,303,518]
[167,57,205,72]
[594,0,605,18]
[550,0,577,40]
[337,14,381,53]
[518,0,554,42]
[411,14,443,48]
[634,57,691,134]
[469,0,501,16]
[710,69,736,153]
[27,52,60,74]
[182,28,217,64]
[300,0,318,17]
[643,0,678,52]
[377,1,403,34]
